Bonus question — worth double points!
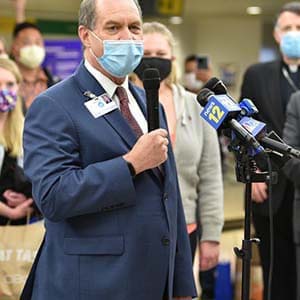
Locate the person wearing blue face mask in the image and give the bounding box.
[240,2,300,300]
[21,1,197,300]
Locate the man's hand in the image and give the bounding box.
[251,182,268,203]
[123,129,169,174]
[199,241,220,271]
[3,189,28,207]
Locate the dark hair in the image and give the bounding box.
[275,2,300,27]
[185,54,198,64]
[12,22,42,39]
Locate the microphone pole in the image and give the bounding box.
[143,68,160,131]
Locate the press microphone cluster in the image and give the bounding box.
[143,68,160,131]
[197,77,300,159]
[197,79,265,156]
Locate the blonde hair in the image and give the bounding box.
[0,58,24,157]
[143,22,178,86]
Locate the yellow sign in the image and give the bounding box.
[0,17,15,34]
[0,17,36,34]
[157,0,184,16]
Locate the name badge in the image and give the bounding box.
[84,93,118,118]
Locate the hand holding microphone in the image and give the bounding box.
[123,67,168,174]
[123,129,169,174]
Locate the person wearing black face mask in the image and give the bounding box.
[134,56,172,83]
[133,22,224,300]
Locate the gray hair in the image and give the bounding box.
[79,0,142,30]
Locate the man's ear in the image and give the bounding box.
[78,25,91,48]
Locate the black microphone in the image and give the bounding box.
[143,68,160,131]
[260,132,300,159]
[197,88,214,107]
[202,77,227,95]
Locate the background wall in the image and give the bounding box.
[166,16,262,98]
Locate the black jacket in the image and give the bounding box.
[0,151,32,225]
[283,91,300,243]
[240,60,293,216]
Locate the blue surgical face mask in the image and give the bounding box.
[280,31,300,59]
[89,31,144,78]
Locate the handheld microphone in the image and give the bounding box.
[202,77,227,95]
[143,68,160,131]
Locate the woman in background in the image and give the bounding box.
[0,58,33,223]
[134,22,224,298]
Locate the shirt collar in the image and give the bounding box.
[281,59,300,74]
[84,59,129,98]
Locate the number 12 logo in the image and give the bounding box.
[208,105,225,124]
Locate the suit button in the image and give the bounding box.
[161,236,170,246]
[163,192,168,201]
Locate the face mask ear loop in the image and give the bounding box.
[88,30,105,61]
[89,30,103,43]
[89,47,98,60]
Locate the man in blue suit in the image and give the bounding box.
[22,0,197,299]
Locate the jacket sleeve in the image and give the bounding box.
[197,118,224,242]
[24,94,136,222]
[283,92,300,187]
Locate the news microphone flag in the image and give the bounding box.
[200,94,241,130]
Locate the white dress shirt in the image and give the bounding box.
[84,60,147,134]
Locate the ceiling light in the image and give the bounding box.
[246,6,262,15]
[169,16,183,25]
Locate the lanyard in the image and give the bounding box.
[282,67,299,92]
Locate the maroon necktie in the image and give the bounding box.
[116,86,143,138]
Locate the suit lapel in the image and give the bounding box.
[74,62,137,149]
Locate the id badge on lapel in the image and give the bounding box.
[84,93,118,118]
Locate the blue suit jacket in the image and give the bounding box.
[23,62,197,300]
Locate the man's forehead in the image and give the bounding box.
[96,0,141,18]
[278,11,300,25]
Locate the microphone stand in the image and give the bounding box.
[230,144,276,300]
